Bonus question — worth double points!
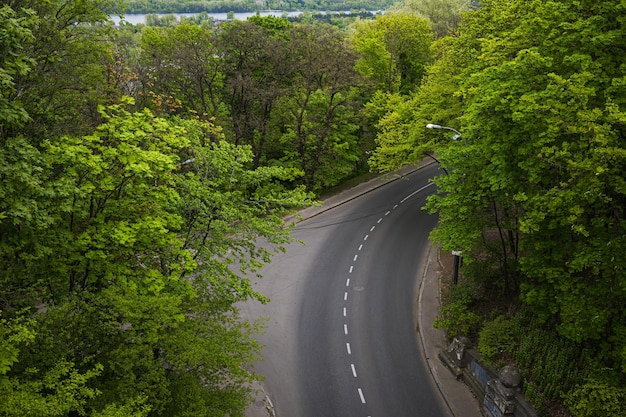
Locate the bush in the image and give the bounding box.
[565,381,626,417]
[478,315,518,365]
[434,284,481,338]
[511,326,594,416]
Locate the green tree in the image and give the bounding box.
[3,0,120,141]
[275,23,365,192]
[139,24,223,119]
[1,101,312,416]
[367,34,470,173]
[350,12,433,94]
[369,0,626,412]
[389,0,472,38]
[423,0,626,412]
[0,5,36,132]
[217,17,293,167]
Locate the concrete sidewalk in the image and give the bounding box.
[417,246,482,417]
[246,164,482,417]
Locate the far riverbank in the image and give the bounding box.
[111,10,380,25]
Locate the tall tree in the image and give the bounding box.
[0,4,36,133]
[350,12,433,94]
[139,24,223,120]
[275,23,365,192]
[3,0,120,141]
[419,0,626,411]
[1,101,311,416]
[389,0,472,38]
[217,16,293,167]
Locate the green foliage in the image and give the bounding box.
[367,34,468,173]
[139,23,222,118]
[0,5,37,130]
[566,381,626,417]
[1,315,105,417]
[513,326,591,414]
[350,12,433,94]
[421,0,626,382]
[433,284,481,338]
[389,0,472,38]
[122,0,397,14]
[1,99,312,415]
[371,0,626,413]
[5,0,120,140]
[477,315,517,365]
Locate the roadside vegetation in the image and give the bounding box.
[1,0,624,416]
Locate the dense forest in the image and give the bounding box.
[1,0,625,416]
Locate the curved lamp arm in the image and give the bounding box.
[426,123,464,143]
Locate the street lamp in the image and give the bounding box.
[426,123,464,284]
[426,123,464,143]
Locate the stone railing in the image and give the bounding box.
[439,337,537,417]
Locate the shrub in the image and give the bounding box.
[434,284,481,338]
[565,381,626,417]
[512,326,592,416]
[478,315,517,365]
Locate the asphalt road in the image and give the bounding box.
[242,163,450,417]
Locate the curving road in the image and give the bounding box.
[242,163,449,417]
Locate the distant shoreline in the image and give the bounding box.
[110,10,381,25]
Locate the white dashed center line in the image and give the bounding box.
[358,388,366,404]
[339,181,434,416]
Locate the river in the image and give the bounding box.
[111,11,345,25]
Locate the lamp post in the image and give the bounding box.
[426,123,464,284]
[426,123,465,144]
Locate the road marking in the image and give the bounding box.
[346,342,351,354]
[400,182,435,204]
[349,265,353,273]
[346,278,350,287]
[344,292,348,301]
[377,218,382,224]
[343,307,347,317]
[358,388,366,404]
[370,226,375,232]
[353,254,358,262]
[364,234,369,241]
[393,204,398,209]
[344,324,348,335]
[358,244,363,251]
[351,364,358,377]
[385,210,391,216]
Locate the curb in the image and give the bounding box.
[247,161,481,417]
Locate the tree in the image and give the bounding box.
[350,12,433,94]
[0,4,36,133]
[369,1,626,411]
[139,24,223,119]
[389,0,472,38]
[3,0,120,141]
[275,23,366,192]
[421,0,626,411]
[453,0,626,344]
[367,33,470,173]
[217,17,293,167]
[1,100,312,416]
